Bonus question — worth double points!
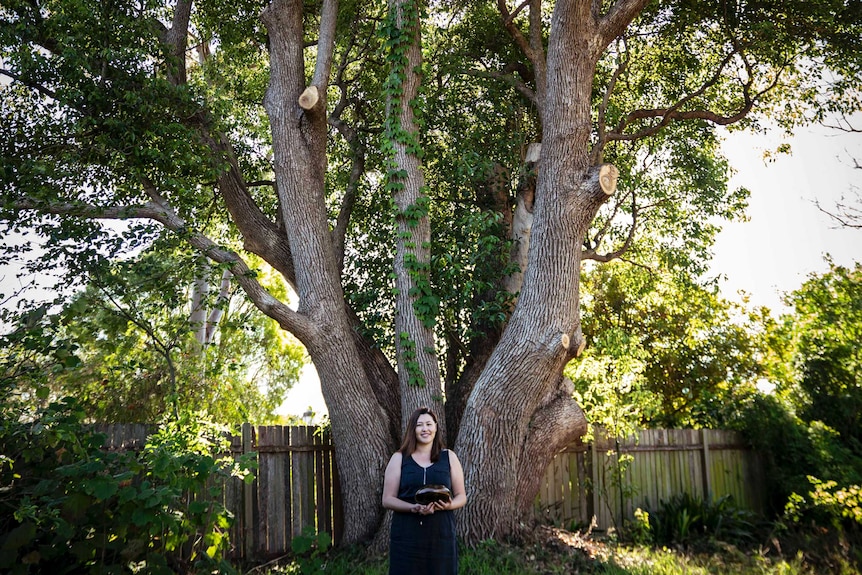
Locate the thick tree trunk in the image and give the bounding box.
[262,0,393,543]
[453,0,618,542]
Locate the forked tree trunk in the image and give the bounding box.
[260,0,632,546]
[453,0,624,540]
[262,0,394,544]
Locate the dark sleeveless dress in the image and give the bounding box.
[389,450,458,575]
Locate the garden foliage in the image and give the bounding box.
[0,384,253,574]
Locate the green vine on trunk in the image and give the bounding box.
[380,0,438,334]
[399,331,426,387]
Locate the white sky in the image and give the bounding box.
[712,123,862,312]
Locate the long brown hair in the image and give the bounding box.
[398,406,444,462]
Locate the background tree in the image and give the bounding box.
[721,261,862,514]
[575,261,768,429]
[780,261,862,456]
[3,0,862,543]
[58,245,304,424]
[2,237,305,424]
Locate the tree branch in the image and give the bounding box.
[11,198,168,221]
[815,189,862,229]
[585,187,629,249]
[463,68,537,105]
[528,0,546,106]
[95,280,181,393]
[246,180,276,188]
[504,0,531,25]
[592,41,627,163]
[11,193,312,340]
[497,0,538,63]
[0,68,61,102]
[163,0,193,86]
[597,0,651,50]
[188,122,297,286]
[312,0,339,88]
[823,113,862,133]
[496,0,546,107]
[583,186,637,262]
[608,48,761,141]
[329,28,368,273]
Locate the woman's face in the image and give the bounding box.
[414,413,437,445]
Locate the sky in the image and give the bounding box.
[279,122,862,420]
[711,123,862,311]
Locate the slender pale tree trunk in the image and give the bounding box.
[385,0,446,432]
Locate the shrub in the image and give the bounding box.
[731,394,862,517]
[0,390,253,574]
[785,476,862,530]
[648,493,758,546]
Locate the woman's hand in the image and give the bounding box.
[431,499,451,512]
[411,503,436,515]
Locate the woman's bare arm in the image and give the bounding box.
[382,452,427,513]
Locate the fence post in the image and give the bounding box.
[242,423,254,559]
[590,437,600,525]
[700,428,711,501]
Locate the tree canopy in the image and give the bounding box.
[3,0,862,543]
[573,260,769,431]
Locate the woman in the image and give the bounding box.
[382,406,467,575]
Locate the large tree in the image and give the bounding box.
[2,0,860,543]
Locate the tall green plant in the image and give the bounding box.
[0,385,253,574]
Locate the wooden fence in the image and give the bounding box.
[96,425,764,558]
[535,428,767,531]
[95,424,341,560]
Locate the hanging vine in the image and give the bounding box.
[380,0,437,387]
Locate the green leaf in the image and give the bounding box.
[0,522,36,551]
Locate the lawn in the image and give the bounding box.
[259,526,862,575]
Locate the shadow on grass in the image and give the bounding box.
[251,525,860,575]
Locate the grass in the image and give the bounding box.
[258,526,862,575]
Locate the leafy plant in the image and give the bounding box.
[626,508,653,545]
[0,388,253,574]
[648,493,757,547]
[287,527,332,575]
[785,476,862,530]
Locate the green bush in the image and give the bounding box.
[0,389,253,574]
[647,493,757,546]
[287,527,333,575]
[732,394,862,516]
[785,476,862,531]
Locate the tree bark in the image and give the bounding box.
[386,0,445,430]
[454,0,624,542]
[262,0,393,543]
